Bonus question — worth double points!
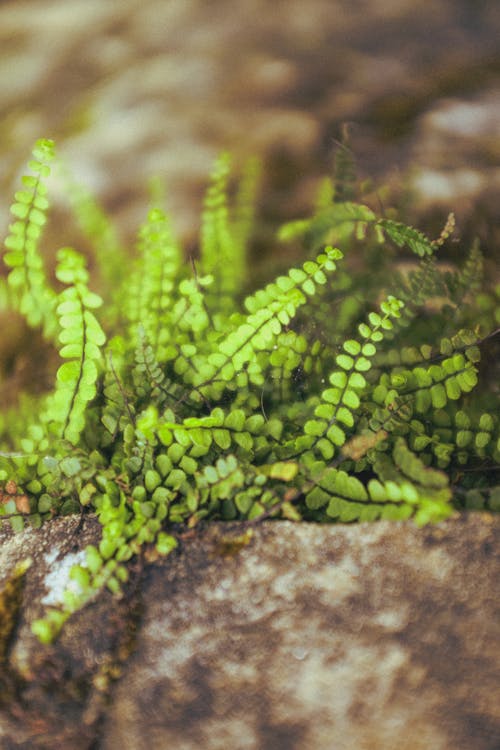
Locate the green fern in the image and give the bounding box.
[1,139,498,643]
[42,247,106,445]
[125,207,182,358]
[3,138,56,336]
[61,170,127,296]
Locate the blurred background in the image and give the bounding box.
[0,0,499,397]
[1,0,499,242]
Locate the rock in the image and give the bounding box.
[1,513,499,749]
[410,89,500,223]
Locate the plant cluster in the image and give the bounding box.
[0,138,498,642]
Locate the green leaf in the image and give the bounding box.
[213,429,231,450]
[326,424,346,447]
[329,372,347,388]
[156,533,178,555]
[57,361,81,383]
[225,409,246,431]
[336,406,354,427]
[430,383,447,409]
[306,486,330,509]
[348,373,366,389]
[342,389,360,410]
[445,376,461,400]
[336,354,354,370]
[304,419,326,437]
[343,340,361,356]
[59,457,81,477]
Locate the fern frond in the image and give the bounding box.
[377,218,435,257]
[200,153,239,320]
[444,240,483,307]
[305,459,451,525]
[62,174,126,296]
[3,138,56,336]
[295,295,404,463]
[232,156,261,260]
[132,329,180,410]
[199,155,260,323]
[189,246,344,400]
[125,207,181,358]
[42,248,106,444]
[278,201,376,250]
[332,125,357,202]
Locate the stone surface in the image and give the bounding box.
[0,513,499,749]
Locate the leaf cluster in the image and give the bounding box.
[1,138,498,641]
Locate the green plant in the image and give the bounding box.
[1,138,499,642]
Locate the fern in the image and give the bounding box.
[41,247,106,445]
[61,170,127,296]
[1,139,498,643]
[200,152,251,323]
[125,207,182,358]
[3,138,56,336]
[332,124,357,203]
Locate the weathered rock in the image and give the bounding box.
[0,513,499,749]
